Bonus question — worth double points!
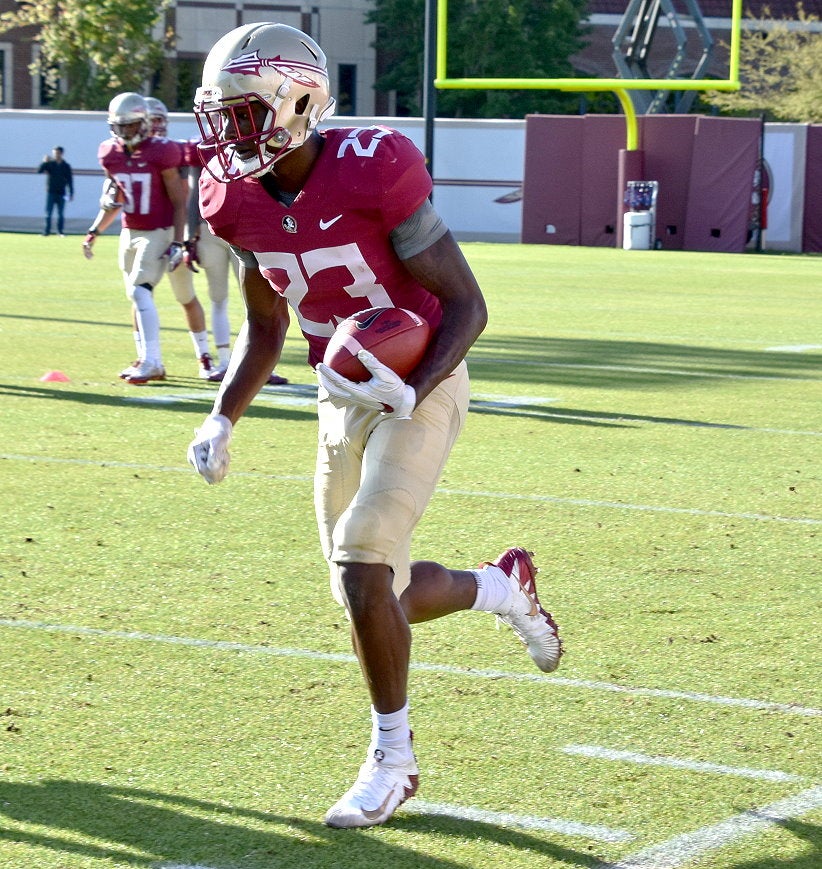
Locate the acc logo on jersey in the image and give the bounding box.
[222,51,323,87]
[282,215,297,234]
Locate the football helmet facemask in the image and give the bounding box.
[193,22,336,182]
[144,97,169,137]
[108,92,150,148]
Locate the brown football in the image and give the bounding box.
[323,307,430,382]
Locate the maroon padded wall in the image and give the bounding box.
[580,115,627,247]
[640,114,698,250]
[683,117,760,253]
[522,115,584,245]
[802,125,822,253]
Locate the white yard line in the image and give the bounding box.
[2,453,819,525]
[595,786,822,869]
[1,619,819,718]
[561,744,804,782]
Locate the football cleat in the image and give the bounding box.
[485,547,562,673]
[119,360,141,380]
[266,372,289,385]
[198,353,216,379]
[124,360,166,385]
[206,362,229,383]
[325,744,419,829]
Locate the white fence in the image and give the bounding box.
[0,110,525,242]
[0,109,810,250]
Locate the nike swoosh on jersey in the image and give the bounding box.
[319,215,343,230]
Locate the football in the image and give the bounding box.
[323,307,430,382]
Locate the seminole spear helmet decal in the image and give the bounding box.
[194,22,336,182]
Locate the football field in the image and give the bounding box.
[0,232,819,869]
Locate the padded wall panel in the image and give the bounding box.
[640,114,698,250]
[683,117,761,253]
[522,115,583,244]
[579,115,626,247]
[802,125,822,252]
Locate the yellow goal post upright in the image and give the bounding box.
[434,0,743,152]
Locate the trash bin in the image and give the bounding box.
[623,181,658,250]
[623,211,653,250]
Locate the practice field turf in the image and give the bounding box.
[0,232,819,869]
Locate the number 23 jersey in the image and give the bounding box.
[199,126,444,367]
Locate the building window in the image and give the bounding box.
[337,64,357,116]
[0,46,9,106]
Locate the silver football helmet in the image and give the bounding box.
[193,22,336,181]
[108,92,150,148]
[144,96,169,137]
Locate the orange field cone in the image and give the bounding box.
[40,370,71,382]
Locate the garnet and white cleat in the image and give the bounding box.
[124,360,166,385]
[119,359,141,380]
[266,372,289,385]
[325,746,419,829]
[198,353,216,379]
[485,547,562,673]
[206,363,228,383]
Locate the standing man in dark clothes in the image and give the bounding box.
[38,146,73,236]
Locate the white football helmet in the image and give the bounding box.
[108,92,150,148]
[193,22,336,181]
[144,96,169,137]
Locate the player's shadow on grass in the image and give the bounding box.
[469,335,821,390]
[0,382,318,423]
[0,779,601,869]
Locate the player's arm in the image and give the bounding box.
[210,257,290,425]
[82,176,122,258]
[398,229,487,406]
[188,256,289,483]
[160,165,187,245]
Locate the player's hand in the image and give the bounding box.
[316,350,416,419]
[164,241,185,272]
[187,414,233,484]
[82,233,96,259]
[183,239,200,273]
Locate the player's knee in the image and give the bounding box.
[127,282,153,302]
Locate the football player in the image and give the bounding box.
[187,23,561,828]
[83,92,188,384]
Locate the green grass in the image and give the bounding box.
[0,233,820,869]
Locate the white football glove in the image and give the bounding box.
[187,413,233,484]
[164,242,185,272]
[316,350,416,419]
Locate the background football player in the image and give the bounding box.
[187,22,561,828]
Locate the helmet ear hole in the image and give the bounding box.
[294,94,310,116]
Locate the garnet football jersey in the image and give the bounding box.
[98,136,183,231]
[200,126,443,367]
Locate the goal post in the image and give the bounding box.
[434,0,743,149]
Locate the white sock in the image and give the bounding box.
[132,330,143,361]
[217,345,231,366]
[370,702,412,760]
[211,298,231,348]
[470,564,512,613]
[190,329,210,357]
[131,286,161,365]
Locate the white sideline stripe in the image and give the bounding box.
[562,744,803,782]
[406,799,634,842]
[2,619,820,718]
[595,786,822,869]
[1,453,819,525]
[765,344,822,352]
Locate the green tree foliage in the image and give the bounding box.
[0,0,170,110]
[709,3,822,122]
[367,0,590,118]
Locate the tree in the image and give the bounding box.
[708,3,822,122]
[0,0,171,110]
[367,0,590,118]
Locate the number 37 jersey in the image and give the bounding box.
[199,126,444,367]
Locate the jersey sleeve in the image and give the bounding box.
[375,131,433,231]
